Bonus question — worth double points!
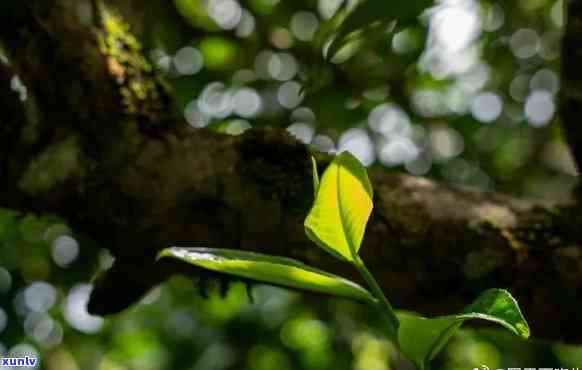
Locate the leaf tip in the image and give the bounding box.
[515,322,530,339]
[336,150,374,198]
[156,248,174,261]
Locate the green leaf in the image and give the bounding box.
[206,120,231,134]
[325,0,433,60]
[397,289,530,370]
[304,151,373,262]
[311,156,320,198]
[157,247,376,304]
[206,120,251,136]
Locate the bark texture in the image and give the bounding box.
[1,0,582,343]
[562,0,582,174]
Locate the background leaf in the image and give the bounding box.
[397,289,530,370]
[304,151,373,262]
[325,0,433,60]
[158,247,376,304]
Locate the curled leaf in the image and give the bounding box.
[397,289,530,370]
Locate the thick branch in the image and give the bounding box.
[562,0,582,173]
[1,0,582,344]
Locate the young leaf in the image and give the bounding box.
[304,151,373,262]
[397,289,530,370]
[325,0,433,60]
[158,247,376,304]
[311,156,320,198]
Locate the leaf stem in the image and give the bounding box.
[354,256,399,338]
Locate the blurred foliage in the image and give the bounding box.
[145,0,576,200]
[2,0,582,368]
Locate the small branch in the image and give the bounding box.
[355,256,399,338]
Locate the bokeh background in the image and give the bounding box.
[2,0,582,368]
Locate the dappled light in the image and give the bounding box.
[149,0,566,193]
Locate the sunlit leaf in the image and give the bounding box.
[325,0,433,60]
[397,289,530,370]
[304,151,373,262]
[158,247,376,303]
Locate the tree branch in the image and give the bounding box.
[562,0,582,173]
[1,0,582,344]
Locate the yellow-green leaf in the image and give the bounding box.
[157,247,376,304]
[304,151,373,262]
